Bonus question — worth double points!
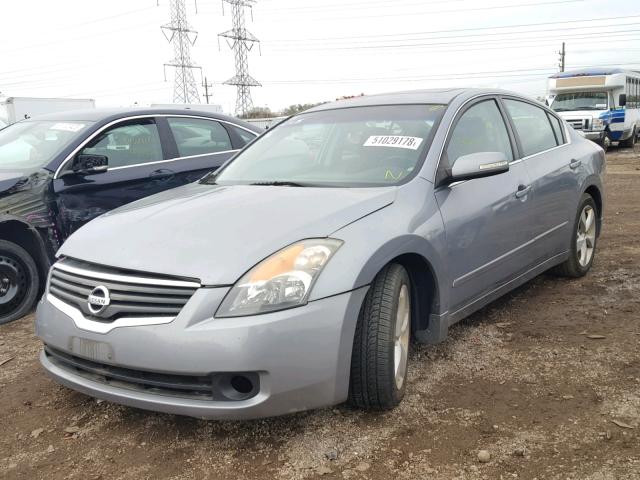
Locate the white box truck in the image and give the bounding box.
[0,97,95,125]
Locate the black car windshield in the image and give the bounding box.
[551,92,609,112]
[208,104,445,187]
[0,120,92,171]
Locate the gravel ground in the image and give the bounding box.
[1,147,639,480]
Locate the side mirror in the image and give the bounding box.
[449,152,509,182]
[72,154,108,174]
[619,93,627,108]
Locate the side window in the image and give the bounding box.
[547,113,566,145]
[504,99,558,156]
[226,124,257,147]
[81,120,163,168]
[445,99,513,167]
[167,118,232,157]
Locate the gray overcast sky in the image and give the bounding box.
[1,0,639,113]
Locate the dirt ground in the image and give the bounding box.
[1,147,639,480]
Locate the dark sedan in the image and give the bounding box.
[0,108,260,324]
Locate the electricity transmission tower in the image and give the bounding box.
[161,0,202,103]
[219,0,261,116]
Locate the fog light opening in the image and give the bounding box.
[230,375,253,395]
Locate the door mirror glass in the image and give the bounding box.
[72,154,108,174]
[450,152,509,182]
[619,93,627,108]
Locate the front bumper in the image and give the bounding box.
[583,130,605,142]
[35,286,368,420]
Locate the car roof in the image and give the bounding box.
[27,108,261,132]
[305,88,528,113]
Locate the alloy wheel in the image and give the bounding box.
[576,205,596,267]
[394,284,410,390]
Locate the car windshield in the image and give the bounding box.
[0,120,92,171]
[207,104,445,187]
[551,92,609,112]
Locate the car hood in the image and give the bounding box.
[0,170,30,195]
[60,182,397,285]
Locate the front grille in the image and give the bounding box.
[44,346,260,402]
[566,118,585,130]
[48,258,199,321]
[45,346,217,400]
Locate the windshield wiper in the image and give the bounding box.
[249,180,308,187]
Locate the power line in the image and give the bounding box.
[265,29,640,52]
[263,13,640,43]
[256,0,585,17]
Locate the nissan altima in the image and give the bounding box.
[35,89,605,419]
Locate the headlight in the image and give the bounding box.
[591,118,605,130]
[216,238,343,317]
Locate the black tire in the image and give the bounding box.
[600,131,612,152]
[554,194,598,278]
[620,127,637,148]
[348,263,411,409]
[0,240,40,325]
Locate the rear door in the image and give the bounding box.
[501,97,578,262]
[161,116,257,184]
[434,97,536,314]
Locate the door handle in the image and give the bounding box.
[149,168,174,179]
[569,159,582,169]
[515,184,531,198]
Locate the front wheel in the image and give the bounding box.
[554,194,598,278]
[348,263,411,409]
[600,131,612,152]
[0,240,40,325]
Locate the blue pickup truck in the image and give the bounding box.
[0,108,260,324]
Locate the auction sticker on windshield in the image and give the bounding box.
[364,135,423,150]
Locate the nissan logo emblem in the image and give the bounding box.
[87,285,111,315]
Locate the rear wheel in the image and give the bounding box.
[0,240,40,325]
[620,127,637,148]
[348,263,411,409]
[554,194,598,278]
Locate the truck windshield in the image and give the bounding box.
[207,104,445,187]
[551,92,609,112]
[0,120,92,171]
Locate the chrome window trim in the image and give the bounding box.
[53,114,257,179]
[54,261,201,288]
[47,294,176,334]
[106,149,239,172]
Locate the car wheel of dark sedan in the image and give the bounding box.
[0,240,39,325]
[348,263,411,409]
[554,194,598,278]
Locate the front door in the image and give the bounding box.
[53,117,179,237]
[434,98,536,314]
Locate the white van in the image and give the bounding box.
[547,67,640,150]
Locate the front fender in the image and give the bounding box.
[310,179,449,315]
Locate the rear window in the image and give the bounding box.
[504,99,558,157]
